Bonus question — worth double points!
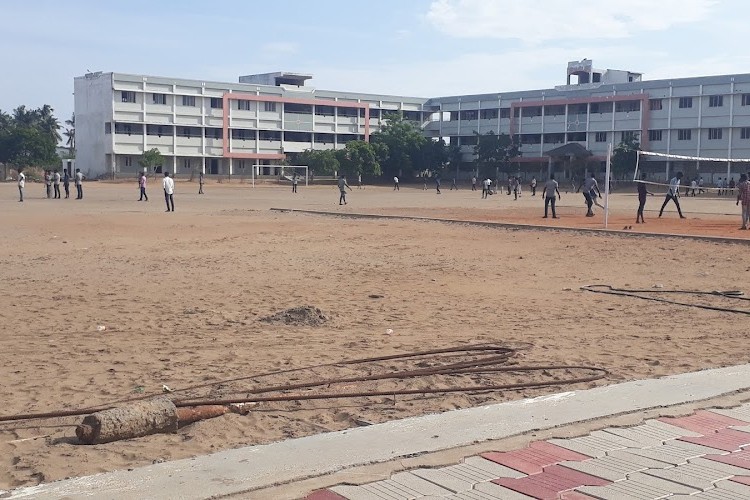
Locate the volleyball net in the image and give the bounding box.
[632,151,750,193]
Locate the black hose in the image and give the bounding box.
[581,285,750,315]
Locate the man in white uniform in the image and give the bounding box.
[163,172,175,212]
[658,171,686,219]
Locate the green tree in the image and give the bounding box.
[63,113,75,156]
[473,132,520,179]
[295,149,339,176]
[447,143,463,178]
[2,126,58,168]
[335,140,381,178]
[371,113,427,178]
[611,136,641,179]
[138,148,163,172]
[418,138,448,177]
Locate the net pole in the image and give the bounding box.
[633,150,641,182]
[604,142,612,229]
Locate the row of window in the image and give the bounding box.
[120,91,415,119]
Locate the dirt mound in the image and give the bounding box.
[259,306,328,326]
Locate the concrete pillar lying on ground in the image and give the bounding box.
[76,397,179,445]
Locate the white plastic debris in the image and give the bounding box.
[385,328,394,335]
[96,325,107,332]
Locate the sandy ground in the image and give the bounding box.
[0,179,749,490]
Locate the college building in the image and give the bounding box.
[74,60,750,181]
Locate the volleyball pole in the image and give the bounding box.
[604,142,612,229]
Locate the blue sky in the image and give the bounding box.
[1,0,748,127]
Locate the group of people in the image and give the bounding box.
[17,167,84,202]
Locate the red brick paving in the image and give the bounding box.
[705,449,750,470]
[678,428,750,452]
[492,464,609,500]
[305,489,347,500]
[482,440,590,474]
[658,410,749,434]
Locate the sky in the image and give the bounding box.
[2,0,749,129]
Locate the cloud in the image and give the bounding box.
[426,0,718,42]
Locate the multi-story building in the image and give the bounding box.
[75,60,750,181]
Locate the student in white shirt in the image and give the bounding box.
[658,171,686,219]
[542,174,561,218]
[163,171,175,212]
[17,168,25,202]
[393,176,399,191]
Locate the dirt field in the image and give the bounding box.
[0,180,748,490]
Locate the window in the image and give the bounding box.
[708,95,724,107]
[181,95,196,107]
[104,122,112,134]
[519,134,541,145]
[146,124,172,137]
[648,130,663,142]
[284,131,312,142]
[649,99,663,111]
[121,91,136,103]
[337,107,358,118]
[259,130,281,141]
[543,133,565,144]
[544,105,565,117]
[114,122,143,135]
[678,129,692,141]
[622,131,639,142]
[567,104,587,115]
[589,102,613,113]
[403,111,421,121]
[183,159,191,170]
[743,94,750,106]
[459,110,478,121]
[595,132,607,142]
[678,97,693,108]
[522,106,542,118]
[264,102,277,112]
[499,108,511,119]
[615,100,640,113]
[708,128,723,140]
[315,132,335,144]
[231,129,254,140]
[460,135,478,146]
[338,133,358,144]
[315,105,335,117]
[238,100,251,111]
[152,93,167,105]
[567,132,586,142]
[177,127,200,138]
[205,127,223,139]
[210,98,223,109]
[124,157,132,167]
[285,103,312,114]
[480,108,498,120]
[742,127,750,139]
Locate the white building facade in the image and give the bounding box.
[75,61,750,181]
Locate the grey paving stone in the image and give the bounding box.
[331,484,391,500]
[688,456,750,475]
[472,481,537,499]
[729,424,750,433]
[549,430,643,457]
[411,468,474,493]
[577,471,699,499]
[390,471,455,496]
[642,462,736,491]
[559,449,670,481]
[462,456,526,479]
[623,441,724,465]
[365,478,425,499]
[603,420,702,446]
[710,403,750,423]
[438,463,514,485]
[670,478,750,499]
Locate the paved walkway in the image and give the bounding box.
[309,405,750,499]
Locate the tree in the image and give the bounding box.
[611,136,641,179]
[335,140,381,178]
[371,113,427,178]
[63,113,75,156]
[473,132,520,179]
[447,144,462,179]
[138,148,163,172]
[418,138,448,177]
[0,105,61,180]
[295,149,339,176]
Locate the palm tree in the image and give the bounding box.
[38,104,61,143]
[63,113,75,155]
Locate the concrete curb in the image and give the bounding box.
[269,208,750,245]
[7,364,750,499]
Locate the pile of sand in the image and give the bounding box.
[259,306,328,326]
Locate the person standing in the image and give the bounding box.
[17,167,25,202]
[198,171,204,194]
[75,168,84,199]
[542,174,560,218]
[729,178,736,196]
[481,177,488,199]
[450,177,457,190]
[506,176,513,195]
[53,169,61,199]
[579,173,601,217]
[635,174,654,224]
[163,171,175,212]
[292,173,298,193]
[513,177,521,200]
[44,170,52,199]
[435,176,441,194]
[358,173,363,189]
[138,172,148,201]
[689,179,697,196]
[530,176,537,196]
[736,173,750,230]
[471,176,477,191]
[338,175,351,205]
[62,168,70,198]
[717,177,724,196]
[658,171,686,219]
[698,177,705,194]
[393,176,399,191]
